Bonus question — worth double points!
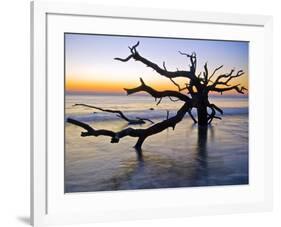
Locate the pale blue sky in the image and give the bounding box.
[65,33,248,93]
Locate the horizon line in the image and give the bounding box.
[65,91,248,98]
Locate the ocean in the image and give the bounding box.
[65,94,249,193]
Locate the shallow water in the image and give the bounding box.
[65,114,248,193]
[65,94,248,122]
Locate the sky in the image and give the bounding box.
[65,33,249,95]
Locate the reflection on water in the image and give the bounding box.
[197,126,208,172]
[65,115,248,193]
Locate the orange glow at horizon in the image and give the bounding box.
[66,77,183,93]
[66,73,249,96]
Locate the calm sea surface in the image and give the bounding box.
[65,94,248,193]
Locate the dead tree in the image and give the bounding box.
[67,41,247,153]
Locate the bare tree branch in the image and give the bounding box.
[210,84,247,94]
[203,62,208,84]
[136,117,154,124]
[124,78,191,103]
[115,42,197,80]
[73,104,154,124]
[162,61,187,92]
[178,51,197,73]
[163,61,167,71]
[209,69,244,87]
[212,69,235,86]
[207,105,222,124]
[168,96,180,102]
[67,102,191,151]
[166,110,170,120]
[169,78,181,91]
[156,97,163,105]
[208,65,223,82]
[187,108,197,124]
[208,103,223,115]
[224,70,244,85]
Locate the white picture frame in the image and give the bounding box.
[31,1,273,226]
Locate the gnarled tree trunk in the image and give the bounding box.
[197,105,208,126]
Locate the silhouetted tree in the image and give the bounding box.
[67,41,247,154]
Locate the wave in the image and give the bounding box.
[65,107,248,123]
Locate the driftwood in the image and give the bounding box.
[67,102,190,153]
[73,104,154,124]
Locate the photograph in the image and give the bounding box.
[64,33,249,193]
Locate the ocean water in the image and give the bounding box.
[65,94,248,193]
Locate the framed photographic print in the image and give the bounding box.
[31,1,273,226]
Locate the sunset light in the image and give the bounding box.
[65,34,248,95]
[65,33,249,193]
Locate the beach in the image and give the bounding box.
[65,94,249,193]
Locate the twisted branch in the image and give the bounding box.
[178,51,197,73]
[124,78,191,103]
[208,69,246,94]
[208,65,223,82]
[67,102,191,152]
[207,103,223,124]
[211,84,247,94]
[115,42,196,80]
[73,104,154,124]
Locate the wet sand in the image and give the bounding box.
[65,115,248,193]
